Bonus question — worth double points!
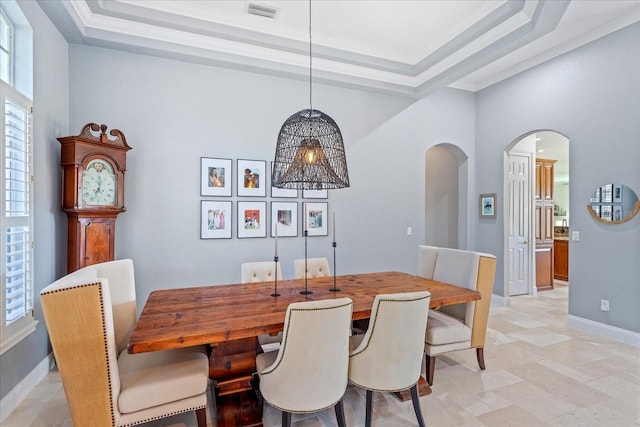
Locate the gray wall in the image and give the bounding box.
[475,23,640,332]
[0,1,68,399]
[66,45,477,308]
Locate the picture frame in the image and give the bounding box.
[480,193,497,219]
[270,162,298,198]
[600,204,612,221]
[237,201,267,238]
[302,189,328,199]
[237,159,266,197]
[303,201,328,236]
[600,184,613,203]
[200,157,232,197]
[589,187,601,204]
[613,184,623,203]
[613,205,623,221]
[271,202,298,237]
[200,201,232,239]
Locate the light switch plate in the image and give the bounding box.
[572,231,579,241]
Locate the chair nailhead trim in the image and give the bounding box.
[119,405,206,427]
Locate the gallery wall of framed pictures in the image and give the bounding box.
[200,157,329,239]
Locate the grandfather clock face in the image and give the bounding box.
[81,158,117,206]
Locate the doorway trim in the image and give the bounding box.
[503,129,571,301]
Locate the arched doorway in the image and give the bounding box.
[504,130,569,297]
[425,144,469,249]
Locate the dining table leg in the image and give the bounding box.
[393,376,432,401]
[209,337,264,427]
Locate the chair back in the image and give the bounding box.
[349,292,431,391]
[41,262,131,425]
[241,261,282,283]
[418,245,496,347]
[293,257,331,279]
[258,298,352,413]
[93,259,137,353]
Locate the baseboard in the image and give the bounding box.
[491,293,510,307]
[0,353,54,423]
[567,315,640,347]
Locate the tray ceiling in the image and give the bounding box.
[38,0,640,98]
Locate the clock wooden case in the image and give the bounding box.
[58,123,132,273]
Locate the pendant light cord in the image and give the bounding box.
[309,0,312,112]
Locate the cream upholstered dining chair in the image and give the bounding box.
[241,260,282,283]
[241,261,284,351]
[418,245,497,385]
[256,298,353,427]
[293,257,331,279]
[348,291,431,427]
[40,259,209,427]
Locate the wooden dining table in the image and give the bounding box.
[128,271,481,427]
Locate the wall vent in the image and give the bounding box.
[247,3,279,19]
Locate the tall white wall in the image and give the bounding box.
[475,23,640,332]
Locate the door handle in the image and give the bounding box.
[523,240,529,245]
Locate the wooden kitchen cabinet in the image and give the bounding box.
[554,239,569,281]
[535,159,556,202]
[535,158,557,290]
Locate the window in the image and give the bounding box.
[1,80,35,354]
[0,7,13,85]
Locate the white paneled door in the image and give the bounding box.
[507,153,531,296]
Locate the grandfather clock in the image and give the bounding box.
[58,123,132,273]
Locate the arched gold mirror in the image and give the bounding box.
[587,184,640,224]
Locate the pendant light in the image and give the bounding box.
[272,0,350,190]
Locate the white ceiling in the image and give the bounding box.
[38,0,639,98]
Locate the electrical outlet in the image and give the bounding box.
[572,231,580,241]
[600,299,609,311]
[406,227,412,236]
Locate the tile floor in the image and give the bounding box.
[3,283,640,426]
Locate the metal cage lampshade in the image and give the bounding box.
[272,109,350,190]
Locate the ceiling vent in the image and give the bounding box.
[247,3,279,19]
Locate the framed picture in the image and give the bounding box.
[480,193,497,219]
[600,204,612,221]
[302,189,328,199]
[200,201,232,239]
[271,202,298,237]
[613,184,623,203]
[237,201,267,238]
[303,201,328,236]
[201,157,232,197]
[237,159,266,197]
[613,205,623,221]
[589,187,601,204]
[270,162,298,198]
[600,184,613,203]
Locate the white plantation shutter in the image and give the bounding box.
[1,81,36,354]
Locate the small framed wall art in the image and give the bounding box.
[270,162,298,198]
[237,159,266,197]
[302,189,328,199]
[303,201,328,236]
[271,201,298,237]
[238,201,267,238]
[201,157,232,197]
[479,193,497,219]
[201,200,232,239]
